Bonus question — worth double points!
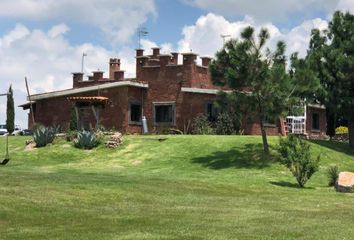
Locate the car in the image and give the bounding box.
[0,124,7,135]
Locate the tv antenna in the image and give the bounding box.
[137,27,148,49]
[220,34,231,45]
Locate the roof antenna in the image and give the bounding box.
[137,27,148,49]
[81,52,87,73]
[220,34,231,45]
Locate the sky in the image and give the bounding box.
[0,0,353,128]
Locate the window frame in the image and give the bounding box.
[153,101,176,126]
[129,102,142,125]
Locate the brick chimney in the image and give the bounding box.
[201,57,212,67]
[114,70,125,81]
[136,49,144,57]
[109,58,120,80]
[182,53,197,65]
[171,52,179,64]
[72,72,83,88]
[92,71,104,81]
[152,48,160,58]
[159,54,172,66]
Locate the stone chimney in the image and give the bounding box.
[92,71,104,81]
[171,52,179,64]
[114,70,125,81]
[109,58,120,80]
[201,57,212,67]
[72,72,83,88]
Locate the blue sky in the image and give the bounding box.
[0,0,353,128]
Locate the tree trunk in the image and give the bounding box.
[348,120,354,148]
[260,119,270,155]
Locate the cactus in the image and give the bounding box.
[33,126,56,147]
[75,131,98,149]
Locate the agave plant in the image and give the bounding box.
[33,126,56,148]
[75,131,98,149]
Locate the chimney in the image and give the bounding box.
[114,70,125,81]
[109,58,120,80]
[72,72,83,88]
[201,57,212,67]
[136,55,149,81]
[159,54,172,66]
[171,52,179,64]
[92,71,104,81]
[136,49,144,57]
[182,53,198,65]
[152,48,160,58]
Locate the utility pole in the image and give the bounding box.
[137,27,148,49]
[25,77,35,125]
[81,52,87,73]
[220,34,231,45]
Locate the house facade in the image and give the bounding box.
[20,48,327,136]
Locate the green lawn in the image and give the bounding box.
[0,135,353,240]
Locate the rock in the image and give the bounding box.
[105,132,123,148]
[336,172,354,193]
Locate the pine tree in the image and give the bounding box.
[210,27,297,154]
[6,85,15,134]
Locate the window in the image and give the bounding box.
[206,102,219,122]
[312,113,320,130]
[130,103,142,124]
[154,102,175,125]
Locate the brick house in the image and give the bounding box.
[20,48,327,136]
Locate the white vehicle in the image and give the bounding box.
[0,124,8,135]
[0,124,22,135]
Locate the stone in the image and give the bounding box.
[105,132,123,148]
[336,172,354,193]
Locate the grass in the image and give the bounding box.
[0,135,354,239]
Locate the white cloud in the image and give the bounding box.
[0,0,157,44]
[0,24,137,128]
[177,13,329,58]
[182,0,339,22]
[336,0,354,13]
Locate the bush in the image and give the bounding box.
[215,112,241,135]
[278,134,320,187]
[335,126,348,135]
[66,130,78,142]
[33,126,56,148]
[327,165,339,187]
[75,131,98,149]
[192,115,214,135]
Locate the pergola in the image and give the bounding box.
[67,96,109,130]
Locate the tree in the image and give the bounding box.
[210,27,296,154]
[307,11,354,145]
[69,106,78,131]
[6,85,14,134]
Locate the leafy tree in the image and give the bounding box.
[306,11,354,145]
[210,27,297,154]
[6,85,14,134]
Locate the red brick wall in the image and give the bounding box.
[306,106,326,137]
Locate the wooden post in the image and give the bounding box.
[25,77,36,126]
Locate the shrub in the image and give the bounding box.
[75,131,98,149]
[215,112,241,135]
[192,115,214,135]
[327,165,339,187]
[278,134,320,187]
[335,126,348,135]
[66,130,78,142]
[33,126,56,148]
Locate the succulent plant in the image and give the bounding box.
[33,126,56,147]
[75,131,98,149]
